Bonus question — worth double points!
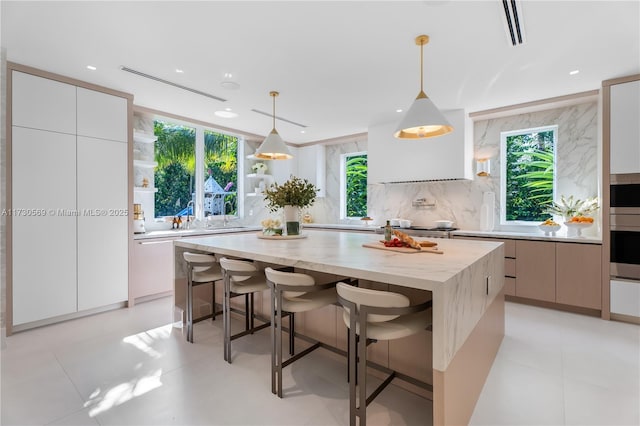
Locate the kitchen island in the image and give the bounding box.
[174,230,504,426]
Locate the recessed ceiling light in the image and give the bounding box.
[86,65,97,71]
[220,81,240,90]
[214,110,238,118]
[300,130,306,134]
[396,109,403,113]
[176,69,184,73]
[569,69,580,75]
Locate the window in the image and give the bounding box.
[341,152,368,218]
[154,119,239,219]
[500,125,557,224]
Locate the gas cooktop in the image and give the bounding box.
[377,226,458,238]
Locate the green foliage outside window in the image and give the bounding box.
[154,120,238,217]
[345,154,368,217]
[154,121,195,217]
[204,130,238,215]
[504,128,555,222]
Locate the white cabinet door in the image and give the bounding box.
[11,127,77,325]
[12,71,76,134]
[610,80,640,174]
[77,87,128,143]
[77,136,128,311]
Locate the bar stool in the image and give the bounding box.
[264,267,340,398]
[183,252,223,343]
[219,257,272,363]
[336,282,433,426]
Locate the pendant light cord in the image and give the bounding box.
[420,41,424,93]
[269,91,279,130]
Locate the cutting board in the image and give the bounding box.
[362,242,443,254]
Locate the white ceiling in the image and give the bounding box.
[2,1,639,144]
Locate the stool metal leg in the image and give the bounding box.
[356,311,368,426]
[186,266,194,343]
[223,272,231,363]
[289,313,295,356]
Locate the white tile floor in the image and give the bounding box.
[1,298,638,426]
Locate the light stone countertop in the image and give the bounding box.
[134,226,261,240]
[174,229,505,372]
[175,229,502,292]
[451,229,602,244]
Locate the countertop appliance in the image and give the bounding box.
[377,225,457,239]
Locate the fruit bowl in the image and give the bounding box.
[538,224,561,235]
[564,221,592,237]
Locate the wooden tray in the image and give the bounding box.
[362,242,443,254]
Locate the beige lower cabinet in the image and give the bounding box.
[555,243,602,309]
[454,235,602,311]
[515,240,556,302]
[131,238,175,301]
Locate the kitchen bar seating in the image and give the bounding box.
[264,267,340,398]
[183,252,224,343]
[219,257,271,363]
[336,282,433,426]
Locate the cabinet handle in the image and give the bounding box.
[138,240,173,245]
[486,275,491,295]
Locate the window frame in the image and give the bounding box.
[499,125,558,226]
[152,115,244,220]
[340,151,368,220]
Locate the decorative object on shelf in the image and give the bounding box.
[394,35,453,140]
[261,218,283,236]
[544,195,599,222]
[360,216,372,226]
[142,177,149,188]
[251,162,268,175]
[476,158,491,176]
[255,91,293,160]
[303,212,314,223]
[263,176,318,235]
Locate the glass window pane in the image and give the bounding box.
[345,153,368,218]
[503,126,556,222]
[204,130,238,216]
[154,120,196,217]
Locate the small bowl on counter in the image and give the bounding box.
[538,223,561,236]
[435,220,454,229]
[399,219,412,228]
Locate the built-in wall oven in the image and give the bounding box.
[609,173,640,318]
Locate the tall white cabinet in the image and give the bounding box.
[10,68,130,328]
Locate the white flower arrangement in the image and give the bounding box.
[251,162,268,173]
[545,195,599,219]
[261,218,282,235]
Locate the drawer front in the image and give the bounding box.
[505,258,516,277]
[504,277,516,296]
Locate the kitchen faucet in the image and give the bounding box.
[185,200,194,229]
[223,201,233,227]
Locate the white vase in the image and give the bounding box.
[283,205,300,235]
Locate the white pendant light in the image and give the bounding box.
[255,91,293,160]
[394,35,453,140]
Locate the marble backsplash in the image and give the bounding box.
[292,100,600,236]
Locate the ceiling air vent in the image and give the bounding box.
[251,108,307,128]
[502,0,526,46]
[120,66,227,102]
